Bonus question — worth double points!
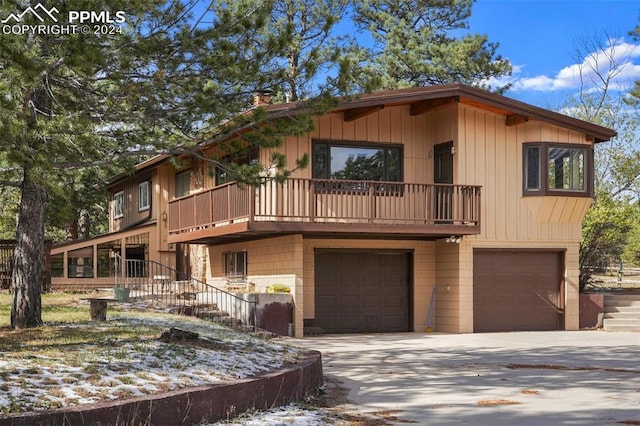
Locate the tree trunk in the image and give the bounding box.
[65,220,78,241]
[78,209,90,239]
[11,169,46,329]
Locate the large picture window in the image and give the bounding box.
[523,142,592,196]
[313,140,402,192]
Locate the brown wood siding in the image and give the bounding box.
[110,172,154,232]
[314,250,411,333]
[267,104,457,186]
[473,250,564,332]
[457,104,591,243]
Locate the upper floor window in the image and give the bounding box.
[313,140,402,181]
[214,148,259,186]
[175,170,190,198]
[523,142,592,196]
[138,181,150,212]
[113,191,124,219]
[313,140,402,193]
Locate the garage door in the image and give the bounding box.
[474,250,564,332]
[315,251,411,333]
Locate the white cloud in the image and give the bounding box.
[507,38,640,93]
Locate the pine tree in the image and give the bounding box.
[352,0,512,90]
[0,0,332,328]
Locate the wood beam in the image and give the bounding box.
[505,114,529,127]
[410,96,459,116]
[343,105,384,122]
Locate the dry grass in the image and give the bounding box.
[0,292,90,329]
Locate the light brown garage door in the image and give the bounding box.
[315,251,411,333]
[473,250,564,332]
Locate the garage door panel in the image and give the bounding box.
[474,250,562,333]
[384,295,405,310]
[339,315,360,330]
[363,295,383,309]
[338,295,359,309]
[315,251,410,334]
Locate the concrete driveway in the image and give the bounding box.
[293,331,640,425]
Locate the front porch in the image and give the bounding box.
[167,178,482,243]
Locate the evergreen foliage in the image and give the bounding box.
[352,0,512,90]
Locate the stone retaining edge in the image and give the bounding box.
[0,350,323,426]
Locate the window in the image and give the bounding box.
[97,239,120,278]
[313,140,402,192]
[523,143,591,196]
[548,147,585,191]
[51,253,64,278]
[113,191,124,219]
[138,181,150,211]
[214,148,259,186]
[175,170,190,198]
[68,247,93,278]
[224,251,247,280]
[215,166,231,186]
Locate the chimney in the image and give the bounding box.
[252,89,273,107]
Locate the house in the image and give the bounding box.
[51,84,616,337]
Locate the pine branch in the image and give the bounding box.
[52,149,168,169]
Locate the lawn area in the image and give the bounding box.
[0,292,89,328]
[0,292,301,415]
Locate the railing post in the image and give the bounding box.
[309,180,315,223]
[227,185,232,224]
[477,187,482,227]
[368,183,375,223]
[249,181,256,223]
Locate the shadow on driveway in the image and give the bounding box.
[293,331,640,425]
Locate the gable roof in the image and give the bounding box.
[109,84,616,186]
[266,83,617,143]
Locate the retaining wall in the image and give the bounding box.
[0,351,322,426]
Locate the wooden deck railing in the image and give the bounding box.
[168,178,481,236]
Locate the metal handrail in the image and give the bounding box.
[114,254,257,332]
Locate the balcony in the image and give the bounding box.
[167,178,481,243]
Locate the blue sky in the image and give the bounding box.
[469,0,640,108]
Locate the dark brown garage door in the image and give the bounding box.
[315,251,411,333]
[474,250,564,332]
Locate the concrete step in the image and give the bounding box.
[604,305,640,313]
[603,318,640,331]
[604,296,640,307]
[603,322,640,332]
[604,311,640,319]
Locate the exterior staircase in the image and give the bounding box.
[603,294,640,332]
[114,254,256,332]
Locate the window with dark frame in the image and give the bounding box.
[223,251,247,281]
[523,142,591,196]
[175,170,191,198]
[68,247,93,278]
[312,140,403,193]
[51,253,64,278]
[214,148,259,186]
